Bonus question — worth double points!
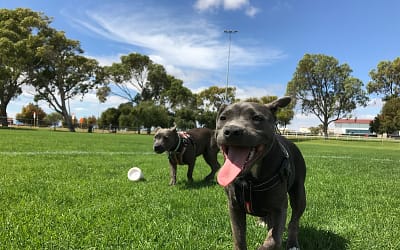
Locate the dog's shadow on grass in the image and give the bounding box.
[179,180,218,190]
[296,226,349,250]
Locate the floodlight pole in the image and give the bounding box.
[224,30,238,103]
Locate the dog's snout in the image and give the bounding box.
[223,126,244,137]
[154,144,164,153]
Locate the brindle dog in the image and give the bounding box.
[154,127,220,185]
[215,97,306,250]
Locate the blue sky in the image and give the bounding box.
[2,0,399,129]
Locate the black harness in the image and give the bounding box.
[233,141,294,217]
[168,132,195,165]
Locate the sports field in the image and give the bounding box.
[0,129,399,249]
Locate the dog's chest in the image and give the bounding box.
[232,150,294,216]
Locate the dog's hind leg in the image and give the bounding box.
[186,162,195,183]
[287,183,306,250]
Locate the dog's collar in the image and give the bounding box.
[169,132,193,165]
[234,140,293,216]
[172,132,191,152]
[172,134,182,152]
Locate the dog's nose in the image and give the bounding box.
[154,145,164,153]
[223,126,244,137]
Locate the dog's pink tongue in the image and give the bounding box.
[217,146,250,187]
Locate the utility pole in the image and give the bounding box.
[224,30,238,103]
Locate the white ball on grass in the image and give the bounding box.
[127,167,144,181]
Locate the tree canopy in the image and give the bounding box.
[0,8,51,126]
[97,53,172,104]
[16,103,46,125]
[287,54,369,137]
[368,57,400,100]
[370,97,400,135]
[28,29,100,132]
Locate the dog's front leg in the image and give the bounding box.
[226,188,247,250]
[259,208,287,250]
[169,164,177,185]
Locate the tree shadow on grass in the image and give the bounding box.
[296,226,349,250]
[0,126,36,131]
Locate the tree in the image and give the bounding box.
[16,103,46,126]
[98,107,120,130]
[368,57,400,100]
[379,97,400,135]
[44,112,63,129]
[98,53,170,104]
[197,86,236,112]
[28,29,101,132]
[196,86,236,128]
[78,116,97,129]
[162,75,196,111]
[146,63,170,103]
[0,8,51,126]
[276,105,294,131]
[309,126,323,135]
[369,115,383,135]
[287,54,369,137]
[118,102,135,129]
[197,110,217,129]
[132,101,170,134]
[175,108,197,130]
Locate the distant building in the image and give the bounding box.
[334,119,373,135]
[299,127,311,134]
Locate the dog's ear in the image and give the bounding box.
[171,124,177,132]
[216,104,227,120]
[154,127,161,133]
[265,96,291,114]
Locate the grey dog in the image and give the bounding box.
[153,127,220,185]
[215,97,306,250]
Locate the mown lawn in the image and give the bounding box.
[0,128,399,249]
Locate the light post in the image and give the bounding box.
[224,30,238,103]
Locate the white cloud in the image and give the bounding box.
[195,0,248,11]
[287,113,321,130]
[194,0,221,11]
[194,0,259,17]
[71,4,280,78]
[86,54,120,67]
[245,5,260,17]
[8,2,285,123]
[223,0,249,10]
[235,85,276,99]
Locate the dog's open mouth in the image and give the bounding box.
[217,144,266,187]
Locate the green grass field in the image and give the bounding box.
[1,129,399,249]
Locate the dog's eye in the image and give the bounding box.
[219,116,226,121]
[252,115,264,122]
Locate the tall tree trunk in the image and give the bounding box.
[323,121,329,139]
[66,115,75,132]
[60,94,75,132]
[0,104,9,127]
[61,109,75,132]
[67,117,75,132]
